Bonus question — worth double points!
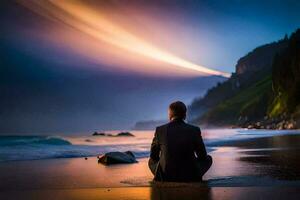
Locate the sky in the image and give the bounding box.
[1,0,300,134]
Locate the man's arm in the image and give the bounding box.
[150,128,160,162]
[194,127,207,160]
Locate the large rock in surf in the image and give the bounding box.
[92,132,106,136]
[116,132,135,137]
[98,151,137,165]
[92,131,134,137]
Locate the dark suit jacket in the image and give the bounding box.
[149,119,207,182]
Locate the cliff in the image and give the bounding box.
[189,29,300,129]
[235,37,288,74]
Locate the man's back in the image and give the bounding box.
[149,119,208,182]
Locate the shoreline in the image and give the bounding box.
[202,124,300,130]
[2,132,300,189]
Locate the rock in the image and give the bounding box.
[92,132,106,136]
[92,131,134,137]
[247,125,254,129]
[278,123,284,130]
[85,157,88,160]
[286,121,296,129]
[98,151,137,165]
[116,132,135,137]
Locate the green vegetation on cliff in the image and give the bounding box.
[269,29,300,118]
[200,76,272,125]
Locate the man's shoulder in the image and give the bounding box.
[155,122,200,131]
[184,123,201,132]
[155,123,168,131]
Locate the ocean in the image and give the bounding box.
[1,129,300,162]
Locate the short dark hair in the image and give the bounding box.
[169,101,187,119]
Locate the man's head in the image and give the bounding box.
[168,101,187,121]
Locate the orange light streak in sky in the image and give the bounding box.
[19,0,230,77]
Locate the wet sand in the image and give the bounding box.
[1,133,300,199]
[1,187,300,200]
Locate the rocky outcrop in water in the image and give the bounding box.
[239,117,298,130]
[116,132,134,137]
[92,132,106,136]
[92,132,134,137]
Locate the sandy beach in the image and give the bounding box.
[1,131,300,199]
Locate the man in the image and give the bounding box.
[148,101,212,182]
